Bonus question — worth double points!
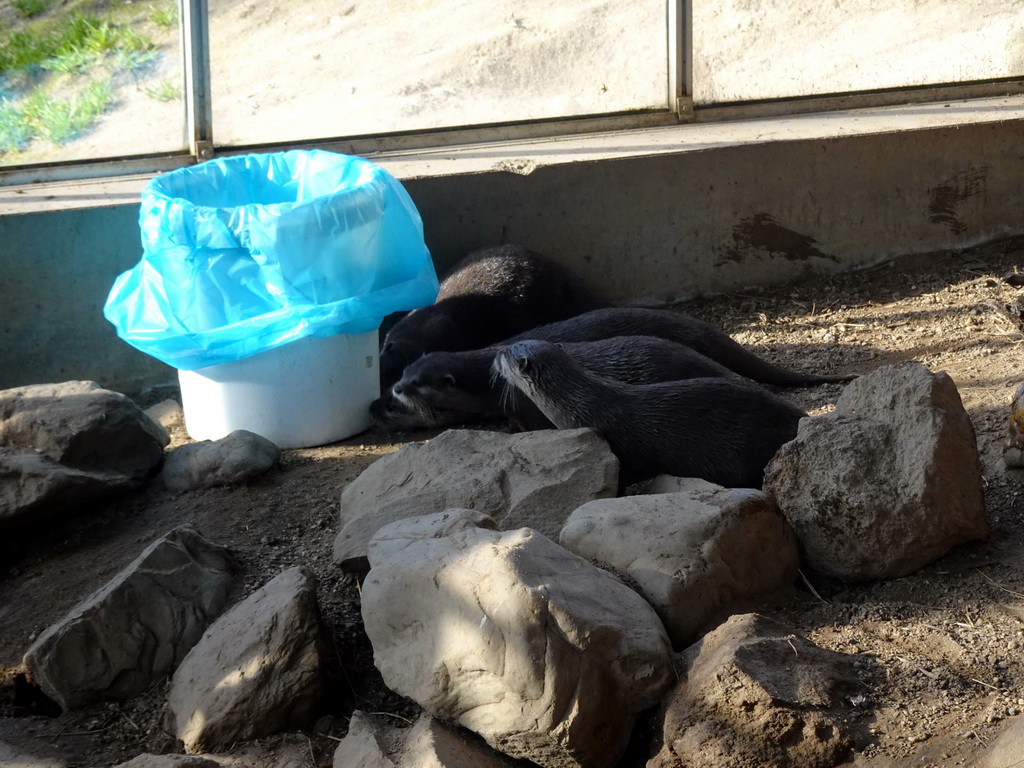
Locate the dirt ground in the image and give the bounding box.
[1,237,1023,767]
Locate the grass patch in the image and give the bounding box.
[145,78,178,102]
[0,4,165,162]
[0,29,59,73]
[150,2,178,28]
[12,0,51,18]
[0,100,32,153]
[20,77,112,144]
[0,13,156,76]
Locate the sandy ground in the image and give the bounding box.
[0,236,1022,767]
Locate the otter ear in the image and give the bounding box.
[443,373,457,387]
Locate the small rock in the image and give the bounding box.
[332,711,397,768]
[161,430,280,493]
[333,711,523,768]
[144,399,185,432]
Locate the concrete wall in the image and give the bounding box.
[408,120,1024,305]
[1,206,176,395]
[2,117,1023,395]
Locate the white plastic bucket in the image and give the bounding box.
[178,331,379,449]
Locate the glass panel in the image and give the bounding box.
[0,0,187,166]
[693,0,1024,104]
[210,0,669,147]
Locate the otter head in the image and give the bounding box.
[495,344,593,434]
[493,340,573,422]
[379,309,460,388]
[391,349,500,416]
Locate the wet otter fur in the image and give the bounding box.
[373,336,738,431]
[379,244,606,387]
[495,340,807,488]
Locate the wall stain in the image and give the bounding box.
[717,213,837,266]
[928,167,988,234]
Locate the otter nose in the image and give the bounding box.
[393,376,420,396]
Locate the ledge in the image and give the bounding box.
[3,93,1024,217]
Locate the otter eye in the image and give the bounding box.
[443,374,456,387]
[516,356,531,373]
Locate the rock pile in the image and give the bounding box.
[5,361,991,767]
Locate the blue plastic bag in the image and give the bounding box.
[104,150,439,371]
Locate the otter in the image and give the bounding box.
[503,307,854,387]
[373,336,739,431]
[371,306,849,431]
[378,244,607,388]
[494,339,807,488]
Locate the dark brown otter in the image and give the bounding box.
[372,336,738,431]
[378,244,606,387]
[506,307,854,387]
[494,339,808,488]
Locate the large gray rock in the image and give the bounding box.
[367,508,497,565]
[980,715,1024,768]
[649,613,863,768]
[0,381,168,478]
[333,711,524,768]
[0,381,168,525]
[334,428,618,568]
[23,527,237,710]
[0,447,136,519]
[167,567,327,753]
[0,738,68,768]
[112,738,314,768]
[362,521,673,768]
[112,755,220,768]
[764,362,987,582]
[561,477,799,648]
[161,429,280,493]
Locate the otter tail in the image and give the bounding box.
[706,336,857,387]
